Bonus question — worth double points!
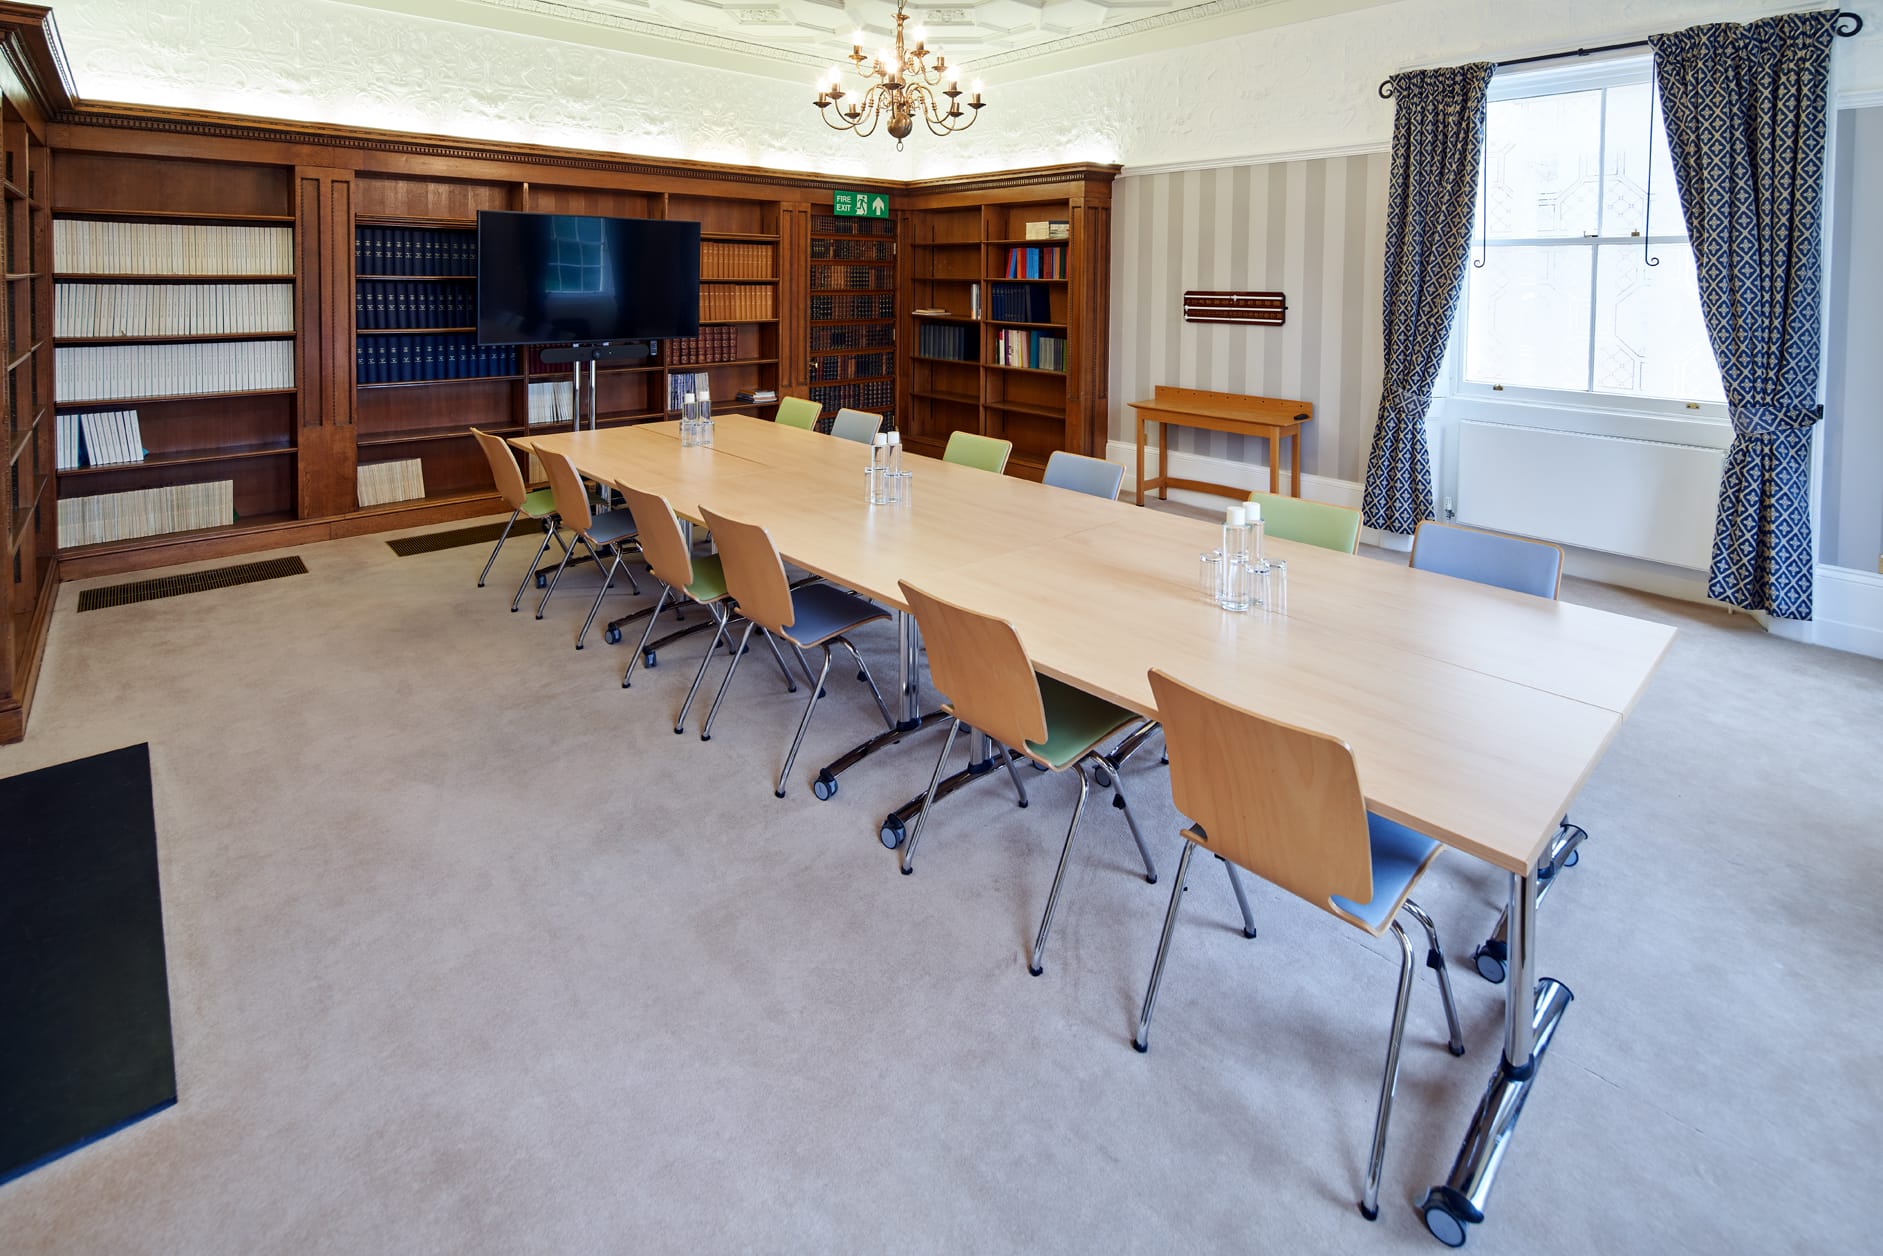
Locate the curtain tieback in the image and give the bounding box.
[1728,401,1820,439]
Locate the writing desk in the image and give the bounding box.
[1128,385,1313,505]
[522,415,1673,1243]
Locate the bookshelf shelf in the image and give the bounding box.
[912,387,980,406]
[985,320,1066,330]
[57,442,294,476]
[57,386,299,406]
[984,363,1068,377]
[54,207,295,224]
[985,397,1065,420]
[356,374,521,391]
[56,331,297,346]
[356,326,475,336]
[53,511,298,559]
[356,274,474,282]
[986,237,1071,245]
[8,410,47,466]
[55,272,295,283]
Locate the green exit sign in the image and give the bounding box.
[834,190,889,219]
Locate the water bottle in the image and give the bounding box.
[867,432,888,504]
[1218,504,1253,611]
[1248,498,1265,563]
[680,391,699,446]
[696,385,714,446]
[885,430,905,504]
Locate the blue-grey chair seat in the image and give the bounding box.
[782,581,888,647]
[585,507,638,547]
[1330,813,1443,932]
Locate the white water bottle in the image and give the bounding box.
[681,391,699,446]
[696,384,714,446]
[868,432,889,503]
[1219,504,1252,611]
[1248,498,1265,563]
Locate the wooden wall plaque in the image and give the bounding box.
[1182,291,1286,326]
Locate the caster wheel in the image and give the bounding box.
[1030,760,1049,773]
[604,626,622,645]
[879,814,904,849]
[813,772,839,802]
[1473,946,1507,985]
[1132,1037,1148,1054]
[1359,1202,1378,1222]
[645,650,658,667]
[536,573,548,589]
[1093,766,1113,788]
[700,733,711,743]
[1028,965,1043,977]
[1565,848,1580,867]
[774,789,787,799]
[1421,1194,1470,1248]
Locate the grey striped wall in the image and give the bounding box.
[1109,152,1389,487]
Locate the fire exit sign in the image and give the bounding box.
[834,190,889,219]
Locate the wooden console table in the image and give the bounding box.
[1128,386,1313,507]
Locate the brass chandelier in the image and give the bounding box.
[813,2,985,149]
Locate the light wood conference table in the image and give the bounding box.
[521,415,1674,1243]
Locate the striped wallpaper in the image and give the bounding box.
[1109,152,1390,487]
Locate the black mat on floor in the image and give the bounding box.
[77,556,307,612]
[0,744,176,1187]
[387,521,513,556]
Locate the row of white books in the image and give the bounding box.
[527,380,575,426]
[55,221,295,276]
[56,282,296,338]
[357,458,426,508]
[56,340,295,403]
[55,409,145,470]
[57,480,234,547]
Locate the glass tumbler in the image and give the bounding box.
[1199,550,1223,602]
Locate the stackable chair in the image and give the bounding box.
[830,408,885,444]
[1135,667,1466,1222]
[1409,519,1577,984]
[471,427,563,602]
[1043,450,1125,501]
[1247,490,1363,554]
[774,396,821,430]
[534,448,643,647]
[942,430,1012,473]
[612,483,772,736]
[895,581,1162,976]
[698,506,895,797]
[1409,520,1563,597]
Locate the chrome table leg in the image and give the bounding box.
[876,726,1021,850]
[1421,869,1574,1247]
[814,608,947,801]
[1472,821,1586,983]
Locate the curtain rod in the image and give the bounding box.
[1377,10,1864,98]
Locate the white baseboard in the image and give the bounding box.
[1763,566,1883,659]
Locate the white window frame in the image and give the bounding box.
[1443,54,1731,443]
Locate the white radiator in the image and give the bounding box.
[1455,420,1725,570]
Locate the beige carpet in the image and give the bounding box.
[2,516,1879,1254]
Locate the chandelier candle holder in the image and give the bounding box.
[814,1,985,149]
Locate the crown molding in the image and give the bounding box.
[1119,139,1389,179]
[0,2,76,114]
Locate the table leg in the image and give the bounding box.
[813,607,947,800]
[1269,432,1281,495]
[1135,417,1147,507]
[1291,433,1302,498]
[877,727,1026,850]
[1420,869,1574,1247]
[1158,421,1169,501]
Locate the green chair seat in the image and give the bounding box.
[1025,674,1139,770]
[521,487,558,518]
[685,552,728,603]
[1248,490,1362,554]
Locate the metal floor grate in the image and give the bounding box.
[386,521,514,557]
[77,556,309,612]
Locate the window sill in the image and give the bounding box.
[1437,393,1733,450]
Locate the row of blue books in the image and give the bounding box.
[355,227,474,277]
[356,334,514,384]
[356,279,473,330]
[987,282,1054,323]
[1003,246,1066,279]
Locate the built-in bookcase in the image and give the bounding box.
[50,152,300,549]
[807,213,895,427]
[897,180,1110,479]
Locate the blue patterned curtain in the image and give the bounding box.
[1362,63,1493,535]
[1652,12,1838,619]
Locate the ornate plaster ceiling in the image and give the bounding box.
[339,0,1388,80]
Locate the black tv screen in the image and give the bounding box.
[475,211,701,345]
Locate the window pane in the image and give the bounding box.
[1465,245,1593,390]
[1591,243,1724,402]
[1482,90,1603,239]
[1600,82,1686,238]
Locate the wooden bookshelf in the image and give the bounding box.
[896,178,1112,478]
[806,212,896,427]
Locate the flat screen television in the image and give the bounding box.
[475,210,701,345]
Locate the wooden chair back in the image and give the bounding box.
[899,581,1047,750]
[472,427,528,511]
[615,482,692,592]
[774,396,821,430]
[535,446,595,534]
[1148,668,1375,920]
[700,506,794,632]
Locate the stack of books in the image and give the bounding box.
[916,323,973,361]
[991,329,1067,371]
[527,380,575,425]
[354,334,512,384]
[1024,220,1071,240]
[987,283,1053,323]
[356,458,426,508]
[55,341,295,402]
[356,280,474,329]
[666,373,713,411]
[699,242,773,279]
[355,227,474,276]
[57,480,235,547]
[736,389,778,404]
[1003,246,1067,279]
[54,221,294,275]
[56,409,146,468]
[665,326,741,364]
[698,285,775,321]
[55,283,295,337]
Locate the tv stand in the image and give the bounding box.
[539,341,659,430]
